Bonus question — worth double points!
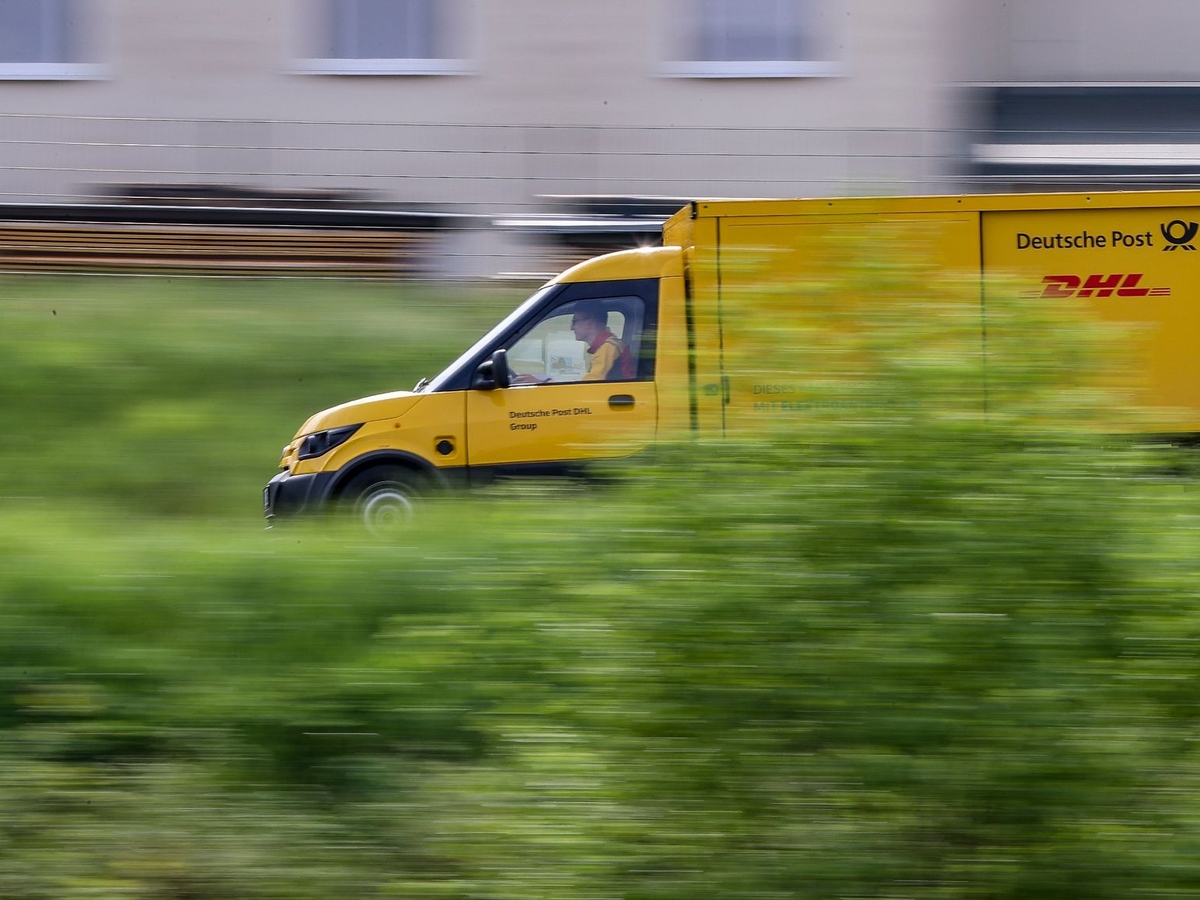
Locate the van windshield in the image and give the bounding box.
[422,283,560,393]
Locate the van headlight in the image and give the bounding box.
[297,424,363,460]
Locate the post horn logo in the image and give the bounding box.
[1161,219,1198,251]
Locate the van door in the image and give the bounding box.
[465,291,657,478]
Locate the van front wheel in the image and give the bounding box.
[340,466,424,534]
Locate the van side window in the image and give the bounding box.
[508,296,648,384]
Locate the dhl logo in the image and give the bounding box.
[1029,274,1171,299]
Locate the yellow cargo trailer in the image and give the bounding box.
[265,191,1200,530]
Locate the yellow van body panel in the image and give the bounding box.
[653,273,692,437]
[298,390,423,434]
[669,189,1200,223]
[288,391,466,477]
[981,206,1200,429]
[464,380,657,466]
[553,245,684,283]
[674,191,1200,435]
[690,209,984,435]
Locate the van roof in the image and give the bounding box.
[670,189,1200,227]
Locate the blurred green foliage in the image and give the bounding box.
[0,275,516,518]
[2,271,1200,898]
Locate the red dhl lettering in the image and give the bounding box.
[1035,274,1171,299]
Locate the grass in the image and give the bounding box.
[0,274,522,519]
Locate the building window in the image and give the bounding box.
[0,0,98,79]
[297,0,469,75]
[664,0,840,78]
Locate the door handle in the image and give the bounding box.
[608,394,635,408]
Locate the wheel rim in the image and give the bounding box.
[360,486,416,534]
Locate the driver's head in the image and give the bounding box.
[570,302,606,343]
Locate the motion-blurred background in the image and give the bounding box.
[6,0,1200,278]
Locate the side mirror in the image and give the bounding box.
[471,349,511,390]
[490,349,511,389]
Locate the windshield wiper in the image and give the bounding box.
[413,377,430,393]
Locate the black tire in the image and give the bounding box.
[339,466,425,534]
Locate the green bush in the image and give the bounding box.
[2,271,1199,898]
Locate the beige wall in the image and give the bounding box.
[1,0,973,211]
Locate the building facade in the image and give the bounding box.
[2,0,1199,274]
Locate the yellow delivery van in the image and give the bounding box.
[264,191,1200,530]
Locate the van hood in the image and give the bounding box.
[296,390,423,436]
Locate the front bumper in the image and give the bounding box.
[263,469,335,523]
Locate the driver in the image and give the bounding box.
[569,301,631,381]
[510,301,634,384]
